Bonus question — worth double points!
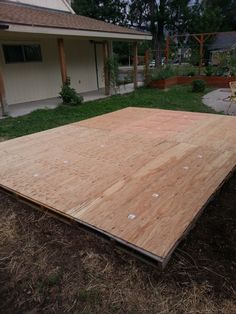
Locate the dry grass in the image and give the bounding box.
[0,172,236,314]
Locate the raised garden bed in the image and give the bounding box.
[149,76,236,89]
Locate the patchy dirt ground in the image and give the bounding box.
[0,173,236,314]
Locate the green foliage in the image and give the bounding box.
[151,65,176,80]
[150,64,197,80]
[192,80,206,93]
[190,49,200,66]
[175,64,197,77]
[72,0,128,25]
[105,55,119,91]
[230,57,236,76]
[212,52,236,77]
[205,65,214,77]
[201,0,236,31]
[59,77,83,106]
[189,5,222,34]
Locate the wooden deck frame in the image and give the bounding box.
[0,184,165,268]
[1,164,235,269]
[0,108,236,269]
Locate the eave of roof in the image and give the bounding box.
[208,31,236,50]
[0,2,152,40]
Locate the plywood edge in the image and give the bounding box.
[1,164,235,270]
[161,164,236,269]
[0,184,165,269]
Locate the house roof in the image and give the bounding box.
[209,31,236,51]
[0,1,151,39]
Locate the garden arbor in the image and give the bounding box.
[165,32,217,74]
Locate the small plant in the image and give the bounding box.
[176,64,196,77]
[192,80,206,93]
[151,65,176,80]
[105,55,119,92]
[187,70,196,77]
[205,65,214,76]
[59,77,83,106]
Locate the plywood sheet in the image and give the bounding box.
[0,108,236,266]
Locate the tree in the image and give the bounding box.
[72,0,128,25]
[129,0,192,64]
[203,0,236,31]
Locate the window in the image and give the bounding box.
[2,44,42,64]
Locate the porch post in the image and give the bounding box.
[57,38,67,84]
[0,70,8,116]
[165,35,170,64]
[199,34,204,75]
[103,40,110,95]
[133,41,138,89]
[144,49,150,85]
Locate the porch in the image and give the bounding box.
[5,82,143,118]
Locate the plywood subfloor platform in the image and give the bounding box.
[0,108,236,267]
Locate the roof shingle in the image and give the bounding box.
[209,32,236,50]
[0,1,150,37]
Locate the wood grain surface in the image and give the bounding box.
[0,108,235,265]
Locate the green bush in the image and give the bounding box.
[59,77,83,106]
[205,65,214,76]
[105,55,119,89]
[175,64,196,77]
[151,65,176,80]
[192,80,206,93]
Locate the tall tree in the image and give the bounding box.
[129,0,192,63]
[203,0,236,31]
[72,0,128,25]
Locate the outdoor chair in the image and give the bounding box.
[226,81,236,114]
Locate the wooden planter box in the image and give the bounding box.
[149,76,236,89]
[149,76,178,89]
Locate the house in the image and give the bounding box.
[0,0,151,115]
[208,31,236,65]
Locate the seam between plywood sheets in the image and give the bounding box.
[0,183,165,267]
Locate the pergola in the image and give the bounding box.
[165,32,217,73]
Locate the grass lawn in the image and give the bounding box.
[0,85,215,139]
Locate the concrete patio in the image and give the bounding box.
[3,82,143,118]
[203,88,236,115]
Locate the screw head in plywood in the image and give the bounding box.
[128,213,136,220]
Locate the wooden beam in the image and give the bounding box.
[144,49,150,85]
[103,41,110,95]
[165,35,170,64]
[133,41,138,89]
[57,38,67,85]
[0,70,8,116]
[199,34,204,75]
[170,32,216,38]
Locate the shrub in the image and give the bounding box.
[192,80,206,93]
[105,55,119,90]
[59,77,83,106]
[176,64,196,77]
[151,65,176,80]
[205,65,214,76]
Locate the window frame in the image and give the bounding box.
[2,43,43,64]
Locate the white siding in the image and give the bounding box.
[65,39,104,93]
[0,38,104,105]
[7,0,73,12]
